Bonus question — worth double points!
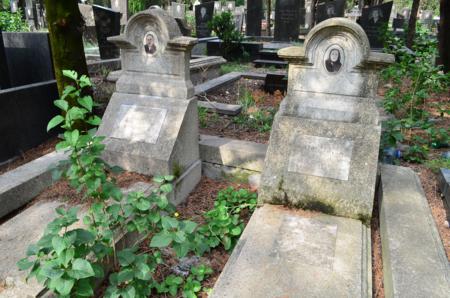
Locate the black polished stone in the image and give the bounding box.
[274,0,301,42]
[246,0,263,36]
[315,0,345,24]
[360,1,393,49]
[93,5,121,59]
[195,2,215,38]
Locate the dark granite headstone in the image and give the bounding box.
[93,5,121,59]
[392,17,405,31]
[176,18,192,36]
[264,74,287,94]
[195,2,214,38]
[246,0,262,36]
[274,0,301,42]
[360,1,393,49]
[315,0,345,24]
[0,31,11,90]
[2,32,54,87]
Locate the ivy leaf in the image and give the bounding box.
[161,216,178,230]
[54,277,75,296]
[135,198,151,211]
[150,232,172,248]
[117,249,135,267]
[79,75,92,88]
[135,263,151,281]
[52,236,66,255]
[47,115,64,131]
[160,183,173,194]
[68,259,95,279]
[63,70,78,81]
[85,115,102,126]
[75,278,94,297]
[17,258,35,270]
[117,268,134,283]
[54,99,69,111]
[78,96,93,112]
[230,226,242,236]
[182,220,197,234]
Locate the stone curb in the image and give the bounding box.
[0,151,67,219]
[380,164,450,298]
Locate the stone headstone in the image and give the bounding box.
[274,0,301,42]
[304,0,314,30]
[246,0,262,36]
[0,30,10,90]
[93,5,121,59]
[195,2,214,38]
[171,2,186,19]
[111,0,128,25]
[175,18,192,36]
[214,1,222,14]
[98,7,201,204]
[420,10,433,28]
[400,7,411,20]
[392,17,405,31]
[360,2,393,49]
[315,0,345,24]
[259,18,394,220]
[234,12,244,32]
[225,1,235,12]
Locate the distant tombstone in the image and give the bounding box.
[195,2,214,38]
[298,0,306,29]
[175,18,192,36]
[360,2,393,49]
[111,0,128,25]
[315,0,345,24]
[214,1,222,13]
[0,30,11,90]
[274,0,301,42]
[246,0,262,36]
[98,7,201,204]
[392,15,405,31]
[93,5,121,59]
[234,12,244,32]
[171,2,185,19]
[400,7,410,20]
[420,10,433,28]
[304,0,314,30]
[225,1,235,12]
[259,18,394,220]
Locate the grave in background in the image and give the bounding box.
[195,2,214,38]
[171,2,186,19]
[315,0,345,24]
[274,0,301,41]
[360,1,393,49]
[245,0,262,36]
[97,7,201,203]
[259,18,394,221]
[93,5,122,59]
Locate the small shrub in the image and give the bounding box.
[0,9,29,32]
[208,12,242,59]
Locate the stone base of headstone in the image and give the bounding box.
[210,204,372,298]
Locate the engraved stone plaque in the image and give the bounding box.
[274,215,337,268]
[288,135,354,181]
[111,104,167,143]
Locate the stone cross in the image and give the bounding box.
[97,8,201,204]
[259,18,394,221]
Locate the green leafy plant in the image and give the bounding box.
[208,12,243,59]
[18,71,258,297]
[0,8,29,32]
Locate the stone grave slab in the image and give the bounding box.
[98,7,201,203]
[315,0,345,24]
[259,18,394,220]
[210,205,372,298]
[274,0,301,42]
[360,2,393,49]
[195,2,214,38]
[246,0,262,36]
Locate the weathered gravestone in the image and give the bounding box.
[420,10,433,28]
[93,5,122,59]
[97,7,201,204]
[360,1,393,49]
[274,0,301,41]
[225,1,235,12]
[315,0,345,24]
[234,11,244,32]
[246,0,262,36]
[259,18,394,221]
[195,2,214,38]
[214,1,221,13]
[171,2,185,19]
[400,7,411,20]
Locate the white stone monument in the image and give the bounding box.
[97,8,201,204]
[259,18,394,221]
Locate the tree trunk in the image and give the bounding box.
[406,0,420,48]
[439,0,450,73]
[43,0,88,95]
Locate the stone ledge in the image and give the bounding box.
[0,151,67,219]
[380,164,450,298]
[199,135,267,172]
[197,101,242,116]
